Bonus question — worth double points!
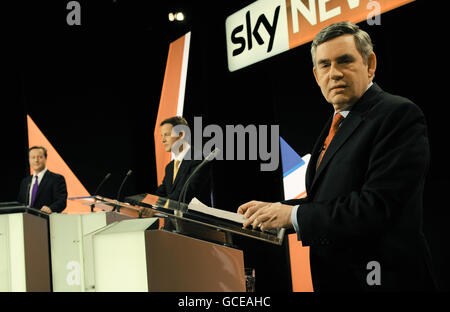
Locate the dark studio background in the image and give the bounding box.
[2,0,448,291]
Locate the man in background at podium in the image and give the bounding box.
[238,22,436,291]
[155,116,211,206]
[17,146,67,213]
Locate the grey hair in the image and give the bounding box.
[311,21,373,67]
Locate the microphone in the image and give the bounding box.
[90,173,111,212]
[114,170,133,212]
[94,173,111,196]
[26,179,32,207]
[177,148,220,206]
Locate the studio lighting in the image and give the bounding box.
[168,11,184,22]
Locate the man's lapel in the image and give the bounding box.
[305,117,331,191]
[25,175,33,205]
[312,113,363,187]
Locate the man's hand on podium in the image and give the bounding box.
[237,201,293,232]
[40,206,52,214]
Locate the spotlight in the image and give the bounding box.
[175,12,184,21]
[168,12,175,21]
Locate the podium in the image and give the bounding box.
[0,203,51,292]
[68,195,144,218]
[1,194,285,291]
[49,210,134,291]
[125,193,286,246]
[48,196,140,292]
[91,218,246,291]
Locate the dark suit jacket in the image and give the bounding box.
[155,158,212,206]
[18,170,68,213]
[283,83,436,291]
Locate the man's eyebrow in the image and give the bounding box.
[317,54,356,65]
[336,54,356,62]
[317,58,330,65]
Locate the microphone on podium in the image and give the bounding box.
[114,170,133,212]
[94,173,112,196]
[178,148,220,206]
[90,172,111,212]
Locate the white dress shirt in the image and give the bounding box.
[173,141,191,166]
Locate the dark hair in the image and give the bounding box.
[28,146,47,158]
[160,116,189,128]
[311,21,373,67]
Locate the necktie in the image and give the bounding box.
[30,175,39,206]
[317,113,344,168]
[173,160,181,182]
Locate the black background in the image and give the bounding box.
[2,0,448,291]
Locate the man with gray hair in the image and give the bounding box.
[238,21,437,291]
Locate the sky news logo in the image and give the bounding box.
[225,0,414,72]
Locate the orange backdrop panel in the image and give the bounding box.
[154,34,188,186]
[289,234,314,291]
[27,115,93,214]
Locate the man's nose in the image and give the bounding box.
[330,63,344,80]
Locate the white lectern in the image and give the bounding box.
[49,211,132,291]
[91,218,246,292]
[0,204,51,292]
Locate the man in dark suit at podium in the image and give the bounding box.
[17,146,67,213]
[155,116,211,206]
[238,22,436,291]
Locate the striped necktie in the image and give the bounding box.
[317,113,344,168]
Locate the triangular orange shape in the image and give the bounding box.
[27,115,93,214]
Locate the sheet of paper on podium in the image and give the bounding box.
[188,197,247,225]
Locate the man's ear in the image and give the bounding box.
[313,66,320,85]
[367,52,377,80]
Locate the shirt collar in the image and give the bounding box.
[33,167,48,179]
[173,142,191,162]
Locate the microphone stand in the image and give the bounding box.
[114,170,132,213]
[177,148,220,209]
[90,173,111,212]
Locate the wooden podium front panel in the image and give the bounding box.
[23,213,51,292]
[145,230,246,292]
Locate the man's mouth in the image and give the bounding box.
[330,85,347,91]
